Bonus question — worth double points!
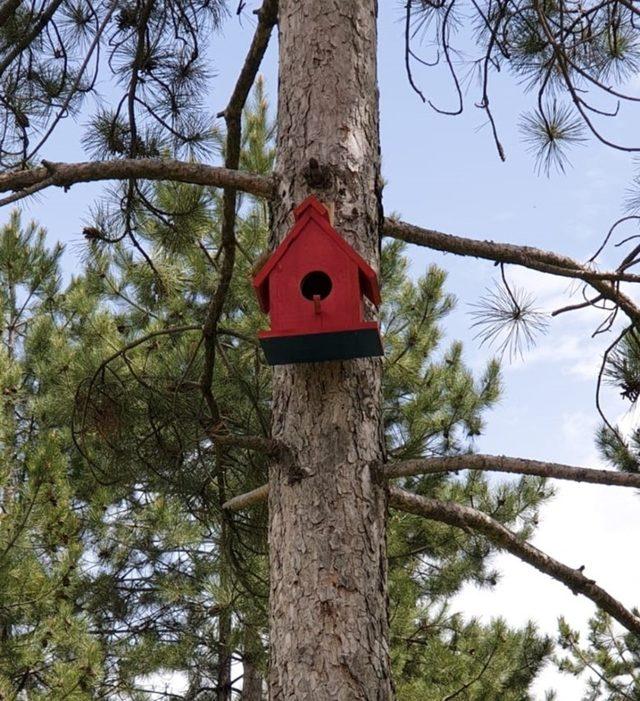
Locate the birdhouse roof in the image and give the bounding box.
[252,196,381,313]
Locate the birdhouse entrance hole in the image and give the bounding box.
[300,271,332,301]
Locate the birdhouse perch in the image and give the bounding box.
[252,196,384,365]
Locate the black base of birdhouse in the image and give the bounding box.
[259,328,384,366]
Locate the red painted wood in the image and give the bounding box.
[252,197,382,345]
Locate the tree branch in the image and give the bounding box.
[384,218,640,325]
[0,159,276,204]
[388,486,640,636]
[222,484,269,512]
[200,0,278,416]
[386,454,640,489]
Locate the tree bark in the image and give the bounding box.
[242,658,264,701]
[268,2,393,700]
[242,623,265,701]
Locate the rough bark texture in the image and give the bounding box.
[268,2,392,699]
[241,624,265,701]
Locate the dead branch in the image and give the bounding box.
[0,159,276,204]
[388,486,640,636]
[223,484,269,512]
[200,0,278,417]
[384,217,640,325]
[386,454,640,488]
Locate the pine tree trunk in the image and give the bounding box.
[268,2,392,699]
[241,657,263,701]
[241,621,264,701]
[217,605,232,701]
[216,457,232,701]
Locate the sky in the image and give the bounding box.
[9,2,640,698]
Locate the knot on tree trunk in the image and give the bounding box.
[302,157,333,190]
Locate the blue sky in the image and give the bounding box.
[9,2,640,697]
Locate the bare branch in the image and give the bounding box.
[200,0,278,417]
[389,486,640,636]
[384,217,640,325]
[386,454,640,488]
[0,159,276,204]
[210,444,640,512]
[223,484,269,512]
[384,218,640,284]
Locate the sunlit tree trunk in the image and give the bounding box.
[268,2,393,699]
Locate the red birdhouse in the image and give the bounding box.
[252,196,383,365]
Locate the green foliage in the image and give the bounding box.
[597,424,640,474]
[520,102,587,175]
[0,212,102,698]
[382,244,501,458]
[557,613,640,700]
[595,328,640,474]
[605,330,640,405]
[0,0,227,167]
[392,610,552,700]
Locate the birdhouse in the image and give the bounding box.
[252,196,384,365]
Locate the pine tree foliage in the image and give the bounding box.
[568,327,640,699]
[0,0,226,168]
[556,613,640,701]
[392,610,552,701]
[0,211,103,698]
[605,330,640,404]
[597,329,640,473]
[2,0,638,180]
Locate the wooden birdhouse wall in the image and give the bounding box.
[267,222,363,334]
